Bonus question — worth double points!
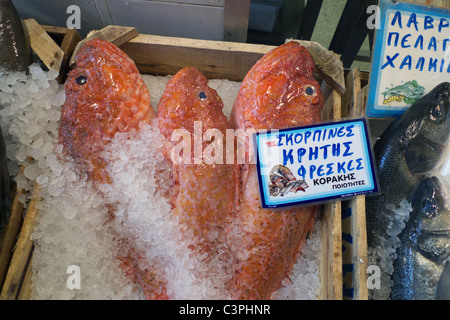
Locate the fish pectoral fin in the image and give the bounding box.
[417,231,450,264]
[405,136,443,174]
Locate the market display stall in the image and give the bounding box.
[0,0,448,301]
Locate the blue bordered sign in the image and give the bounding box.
[254,118,378,209]
[367,0,450,118]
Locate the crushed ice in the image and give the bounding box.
[368,199,412,300]
[0,65,322,300]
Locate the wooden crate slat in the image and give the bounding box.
[319,84,343,300]
[0,188,39,300]
[121,33,275,81]
[23,19,64,72]
[319,200,343,300]
[69,25,139,68]
[23,19,81,84]
[341,68,370,300]
[57,28,81,83]
[0,188,25,290]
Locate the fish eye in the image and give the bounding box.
[198,91,207,101]
[76,74,87,86]
[303,84,317,98]
[430,104,442,121]
[422,198,438,218]
[439,90,449,102]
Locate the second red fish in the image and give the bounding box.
[229,41,325,299]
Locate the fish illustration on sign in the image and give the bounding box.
[382,80,425,105]
[269,165,309,197]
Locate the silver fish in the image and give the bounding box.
[391,176,449,300]
[366,82,450,299]
[0,0,31,72]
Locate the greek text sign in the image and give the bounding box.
[367,0,450,118]
[254,119,378,208]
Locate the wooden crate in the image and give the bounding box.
[340,68,374,300]
[0,22,345,300]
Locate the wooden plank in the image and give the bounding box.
[353,68,369,298]
[121,33,275,81]
[342,70,355,119]
[319,87,343,300]
[340,68,370,300]
[350,196,368,300]
[22,19,64,72]
[341,69,363,299]
[31,24,81,83]
[41,25,70,37]
[69,26,139,67]
[347,69,362,118]
[18,257,32,300]
[319,201,343,300]
[322,89,342,121]
[122,34,346,92]
[58,28,81,83]
[0,188,39,300]
[0,188,25,290]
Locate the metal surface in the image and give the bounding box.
[107,0,225,40]
[224,0,251,42]
[12,0,245,41]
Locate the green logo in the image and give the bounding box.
[382,80,425,105]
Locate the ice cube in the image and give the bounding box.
[29,64,47,80]
[27,81,39,93]
[46,69,59,81]
[24,162,40,180]
[51,90,66,106]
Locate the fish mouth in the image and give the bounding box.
[421,229,450,237]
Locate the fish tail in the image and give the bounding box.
[117,244,169,300]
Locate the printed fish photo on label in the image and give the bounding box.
[269,165,309,197]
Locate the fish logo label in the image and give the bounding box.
[254,118,379,208]
[381,80,425,105]
[367,0,450,118]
